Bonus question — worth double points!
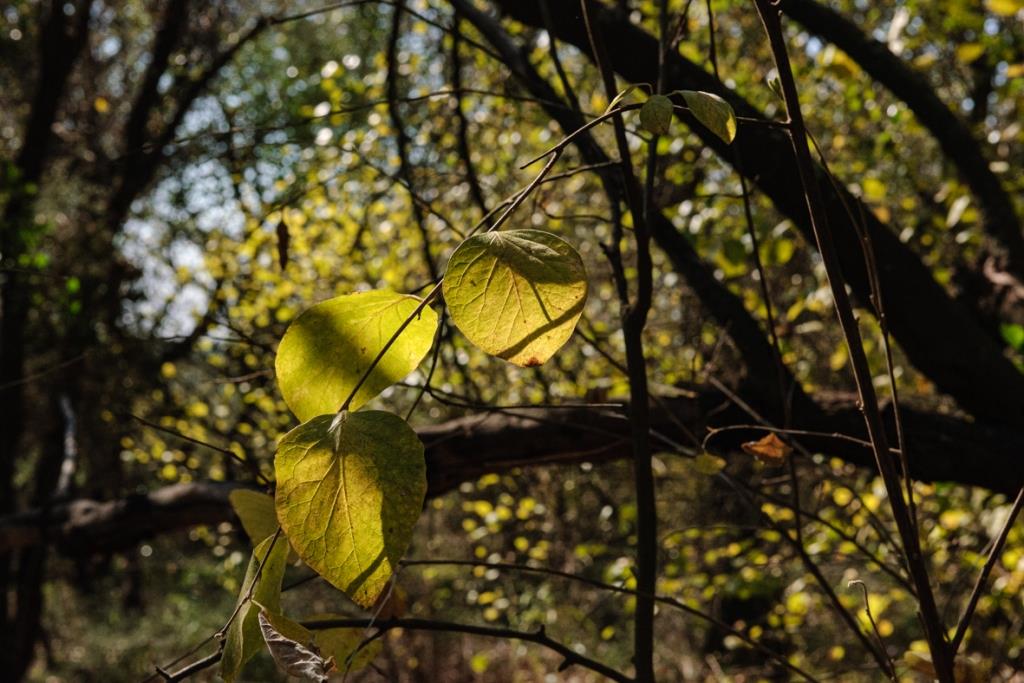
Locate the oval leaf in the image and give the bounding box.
[680,90,737,143]
[220,534,289,683]
[639,94,673,136]
[274,411,426,608]
[443,229,587,367]
[275,290,438,421]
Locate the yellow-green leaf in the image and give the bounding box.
[956,43,985,64]
[680,90,737,143]
[693,452,727,475]
[220,534,289,682]
[639,94,673,135]
[986,0,1023,17]
[229,489,278,544]
[274,412,426,608]
[275,290,438,421]
[604,84,644,115]
[443,230,587,367]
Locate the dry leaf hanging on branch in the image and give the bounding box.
[741,432,792,465]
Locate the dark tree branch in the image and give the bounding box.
[386,1,440,280]
[485,0,1024,428]
[124,0,191,156]
[0,2,95,675]
[752,2,950,675]
[4,389,1023,556]
[781,0,1024,284]
[950,485,1024,656]
[449,16,491,218]
[158,616,631,683]
[110,16,270,231]
[453,0,815,426]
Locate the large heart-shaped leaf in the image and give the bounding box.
[275,290,438,421]
[443,229,587,367]
[274,411,426,608]
[221,533,289,682]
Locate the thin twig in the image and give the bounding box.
[848,580,898,680]
[127,413,269,486]
[951,485,1024,655]
[401,558,820,681]
[751,3,952,678]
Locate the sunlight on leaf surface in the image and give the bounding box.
[275,290,438,421]
[443,229,587,367]
[680,90,737,143]
[274,412,426,608]
[220,534,289,682]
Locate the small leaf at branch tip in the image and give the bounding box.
[676,90,737,143]
[604,84,644,115]
[741,432,792,465]
[639,94,673,136]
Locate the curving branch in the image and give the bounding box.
[781,0,1024,284]
[159,616,631,682]
[451,0,812,424]
[3,388,1023,557]
[483,0,1024,428]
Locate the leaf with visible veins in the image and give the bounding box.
[275,290,438,421]
[443,230,587,367]
[274,411,426,608]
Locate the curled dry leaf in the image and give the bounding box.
[741,432,792,465]
[258,609,334,683]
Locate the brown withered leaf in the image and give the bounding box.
[258,609,333,682]
[741,432,792,465]
[275,217,290,271]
